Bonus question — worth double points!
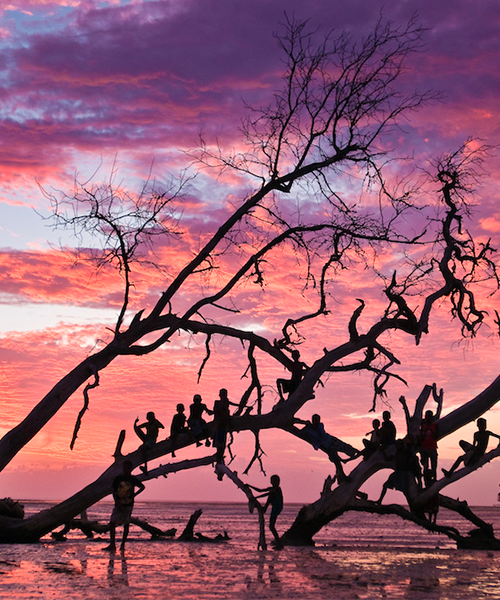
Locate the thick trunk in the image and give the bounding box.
[282,453,388,545]
[282,375,500,546]
[0,349,118,472]
[0,454,215,543]
[437,374,500,439]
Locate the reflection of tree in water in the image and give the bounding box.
[289,548,500,599]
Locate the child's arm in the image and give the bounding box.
[255,491,270,501]
[134,480,146,497]
[247,484,268,493]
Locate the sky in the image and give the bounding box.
[2,0,500,510]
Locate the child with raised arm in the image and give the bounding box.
[134,411,164,474]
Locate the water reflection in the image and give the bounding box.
[107,553,129,586]
[3,501,500,599]
[243,552,282,596]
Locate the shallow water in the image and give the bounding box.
[1,502,500,599]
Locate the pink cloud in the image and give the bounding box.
[2,0,500,504]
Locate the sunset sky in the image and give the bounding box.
[2,0,500,509]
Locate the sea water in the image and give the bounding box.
[1,502,500,599]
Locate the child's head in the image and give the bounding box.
[291,350,300,360]
[424,410,434,421]
[270,474,280,486]
[176,403,185,413]
[193,394,202,404]
[219,388,228,399]
[147,411,155,421]
[382,411,391,421]
[312,414,321,426]
[477,417,487,430]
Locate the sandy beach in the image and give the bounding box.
[2,538,500,599]
[2,501,500,599]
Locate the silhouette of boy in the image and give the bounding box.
[212,389,239,473]
[134,411,164,474]
[105,460,145,553]
[276,350,308,402]
[377,435,420,505]
[419,410,439,482]
[248,475,284,548]
[442,418,500,477]
[188,394,212,447]
[170,403,188,457]
[379,410,397,456]
[362,418,382,459]
[295,413,357,481]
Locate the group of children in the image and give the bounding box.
[361,409,500,518]
[133,389,235,473]
[105,386,500,552]
[105,387,282,553]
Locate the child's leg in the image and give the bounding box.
[269,513,279,540]
[134,423,148,444]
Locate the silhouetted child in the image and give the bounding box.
[188,394,212,447]
[362,418,382,459]
[419,410,439,482]
[276,350,308,402]
[170,403,188,457]
[134,411,164,474]
[423,475,439,524]
[105,460,145,553]
[212,389,239,474]
[379,410,397,457]
[377,435,420,505]
[294,413,356,482]
[442,418,500,477]
[248,475,284,548]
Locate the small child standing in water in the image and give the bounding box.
[248,474,284,548]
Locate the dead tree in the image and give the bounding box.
[0,16,499,548]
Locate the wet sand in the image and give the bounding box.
[1,537,500,599]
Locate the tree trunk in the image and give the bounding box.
[282,375,500,547]
[0,455,214,543]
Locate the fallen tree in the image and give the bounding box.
[1,15,500,548]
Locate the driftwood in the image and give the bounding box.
[130,517,176,539]
[0,499,24,520]
[178,508,229,542]
[0,455,217,543]
[51,509,228,544]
